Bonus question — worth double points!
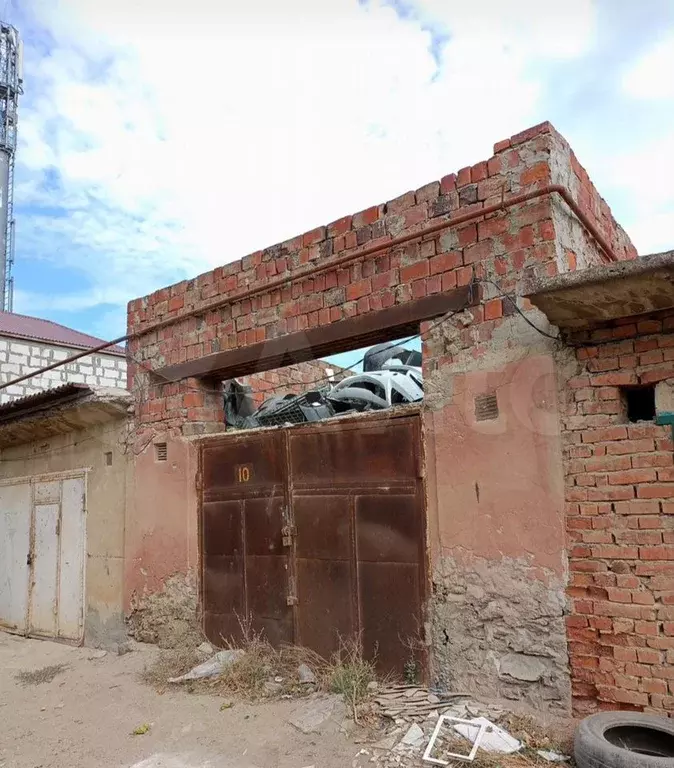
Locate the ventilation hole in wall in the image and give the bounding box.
[474,392,499,422]
[155,442,168,462]
[104,452,113,466]
[623,385,655,423]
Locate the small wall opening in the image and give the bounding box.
[222,335,423,430]
[154,442,168,462]
[104,451,113,466]
[623,385,655,423]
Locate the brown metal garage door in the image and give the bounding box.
[200,412,426,677]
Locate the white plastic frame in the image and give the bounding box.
[422,716,488,765]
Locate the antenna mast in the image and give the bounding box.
[0,23,22,312]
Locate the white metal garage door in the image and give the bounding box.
[0,472,86,642]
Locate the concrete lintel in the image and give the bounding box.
[523,251,674,328]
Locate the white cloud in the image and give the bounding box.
[15,0,604,334]
[602,133,674,254]
[623,35,674,100]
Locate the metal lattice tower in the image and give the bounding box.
[0,23,22,313]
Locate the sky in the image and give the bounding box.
[5,0,674,351]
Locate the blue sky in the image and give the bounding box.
[5,0,674,353]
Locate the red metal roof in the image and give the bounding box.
[0,312,126,356]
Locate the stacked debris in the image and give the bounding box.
[224,344,423,430]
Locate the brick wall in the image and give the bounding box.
[125,121,639,711]
[127,121,633,438]
[563,311,674,717]
[242,359,353,407]
[0,335,127,404]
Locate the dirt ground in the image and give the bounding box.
[0,631,362,768]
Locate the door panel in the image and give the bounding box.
[358,561,421,674]
[200,414,425,677]
[58,477,85,640]
[29,503,59,636]
[0,483,31,632]
[296,558,355,658]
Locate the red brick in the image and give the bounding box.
[302,226,326,246]
[371,271,396,291]
[641,365,674,384]
[638,485,674,499]
[352,206,379,228]
[609,469,657,485]
[637,648,662,664]
[520,161,550,186]
[582,426,628,443]
[429,251,462,275]
[457,223,478,246]
[440,173,456,194]
[607,440,655,455]
[592,545,639,560]
[411,280,427,299]
[457,166,471,186]
[168,296,184,312]
[493,138,511,153]
[456,266,473,286]
[614,647,638,662]
[587,487,635,502]
[327,215,352,237]
[586,456,631,472]
[633,453,673,469]
[400,261,429,283]
[640,546,674,560]
[441,271,457,291]
[345,279,371,301]
[635,621,659,635]
[487,156,502,176]
[484,299,503,321]
[471,161,488,182]
[590,372,639,387]
[463,240,494,264]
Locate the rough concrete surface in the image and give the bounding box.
[430,556,571,713]
[127,571,200,649]
[0,632,358,768]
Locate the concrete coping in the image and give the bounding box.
[0,385,131,448]
[523,250,674,328]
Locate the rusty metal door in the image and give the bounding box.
[201,431,293,646]
[200,413,426,677]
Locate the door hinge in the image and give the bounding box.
[195,472,202,493]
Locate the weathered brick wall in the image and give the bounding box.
[125,121,637,711]
[242,359,353,407]
[563,311,674,717]
[0,335,127,404]
[127,121,632,439]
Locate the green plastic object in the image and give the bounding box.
[655,411,674,426]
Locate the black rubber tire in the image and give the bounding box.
[575,712,674,768]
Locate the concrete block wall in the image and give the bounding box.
[563,311,674,717]
[0,335,127,404]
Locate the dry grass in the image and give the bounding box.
[327,638,377,722]
[15,663,68,686]
[141,614,380,715]
[141,646,200,690]
[427,717,574,768]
